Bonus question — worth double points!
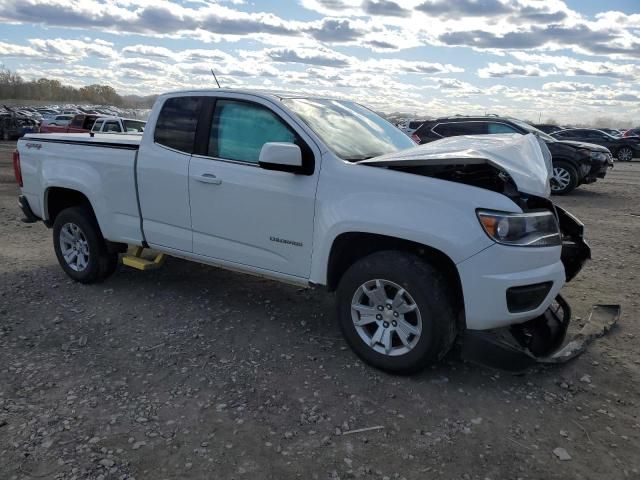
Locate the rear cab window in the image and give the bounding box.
[154,96,203,153]
[83,117,98,130]
[104,121,122,133]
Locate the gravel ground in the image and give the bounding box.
[1,140,639,480]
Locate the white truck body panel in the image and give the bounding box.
[17,89,569,332]
[19,134,143,244]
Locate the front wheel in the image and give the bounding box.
[551,161,578,195]
[52,206,119,283]
[616,147,634,162]
[336,251,457,374]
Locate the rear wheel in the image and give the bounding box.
[52,206,119,283]
[616,147,633,162]
[336,251,457,373]
[551,161,578,195]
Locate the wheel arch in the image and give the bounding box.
[44,186,96,227]
[325,232,465,328]
[551,155,580,170]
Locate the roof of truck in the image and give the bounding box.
[161,88,341,102]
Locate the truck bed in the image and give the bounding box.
[18,132,144,245]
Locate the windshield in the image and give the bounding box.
[123,120,146,132]
[282,98,415,161]
[508,118,556,142]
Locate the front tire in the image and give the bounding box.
[52,206,118,283]
[336,251,458,374]
[616,147,633,162]
[551,161,578,195]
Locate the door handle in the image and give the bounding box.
[196,173,222,185]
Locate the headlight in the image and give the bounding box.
[579,149,607,161]
[477,210,561,247]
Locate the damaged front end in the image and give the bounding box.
[360,134,618,371]
[459,196,617,373]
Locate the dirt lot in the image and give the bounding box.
[0,140,639,480]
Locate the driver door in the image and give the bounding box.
[188,96,320,279]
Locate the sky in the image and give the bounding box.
[0,0,639,125]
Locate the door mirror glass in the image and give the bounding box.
[259,142,302,172]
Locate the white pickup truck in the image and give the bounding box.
[14,89,590,372]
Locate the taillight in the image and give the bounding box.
[411,133,421,144]
[12,149,23,187]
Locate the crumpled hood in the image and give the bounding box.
[360,133,552,198]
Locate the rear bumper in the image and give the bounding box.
[18,195,40,223]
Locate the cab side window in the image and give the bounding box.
[154,96,204,154]
[208,100,296,164]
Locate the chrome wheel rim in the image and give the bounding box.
[351,279,422,357]
[59,222,90,272]
[618,148,632,162]
[551,167,571,192]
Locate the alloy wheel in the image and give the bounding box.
[59,222,90,272]
[551,167,571,192]
[618,147,633,162]
[350,279,423,356]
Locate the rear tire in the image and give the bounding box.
[551,161,578,195]
[616,147,633,162]
[336,251,458,374]
[52,206,118,284]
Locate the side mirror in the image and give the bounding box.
[258,142,302,173]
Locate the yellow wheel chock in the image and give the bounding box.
[121,246,166,271]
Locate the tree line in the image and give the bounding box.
[0,67,125,106]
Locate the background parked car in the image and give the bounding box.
[413,116,612,194]
[40,114,102,133]
[552,128,639,162]
[41,114,74,128]
[91,117,146,134]
[532,124,564,134]
[395,120,427,137]
[0,115,39,140]
[598,128,622,137]
[623,128,640,138]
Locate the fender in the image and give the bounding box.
[308,156,523,285]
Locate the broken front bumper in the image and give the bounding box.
[556,205,590,282]
[460,206,618,372]
[461,301,620,372]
